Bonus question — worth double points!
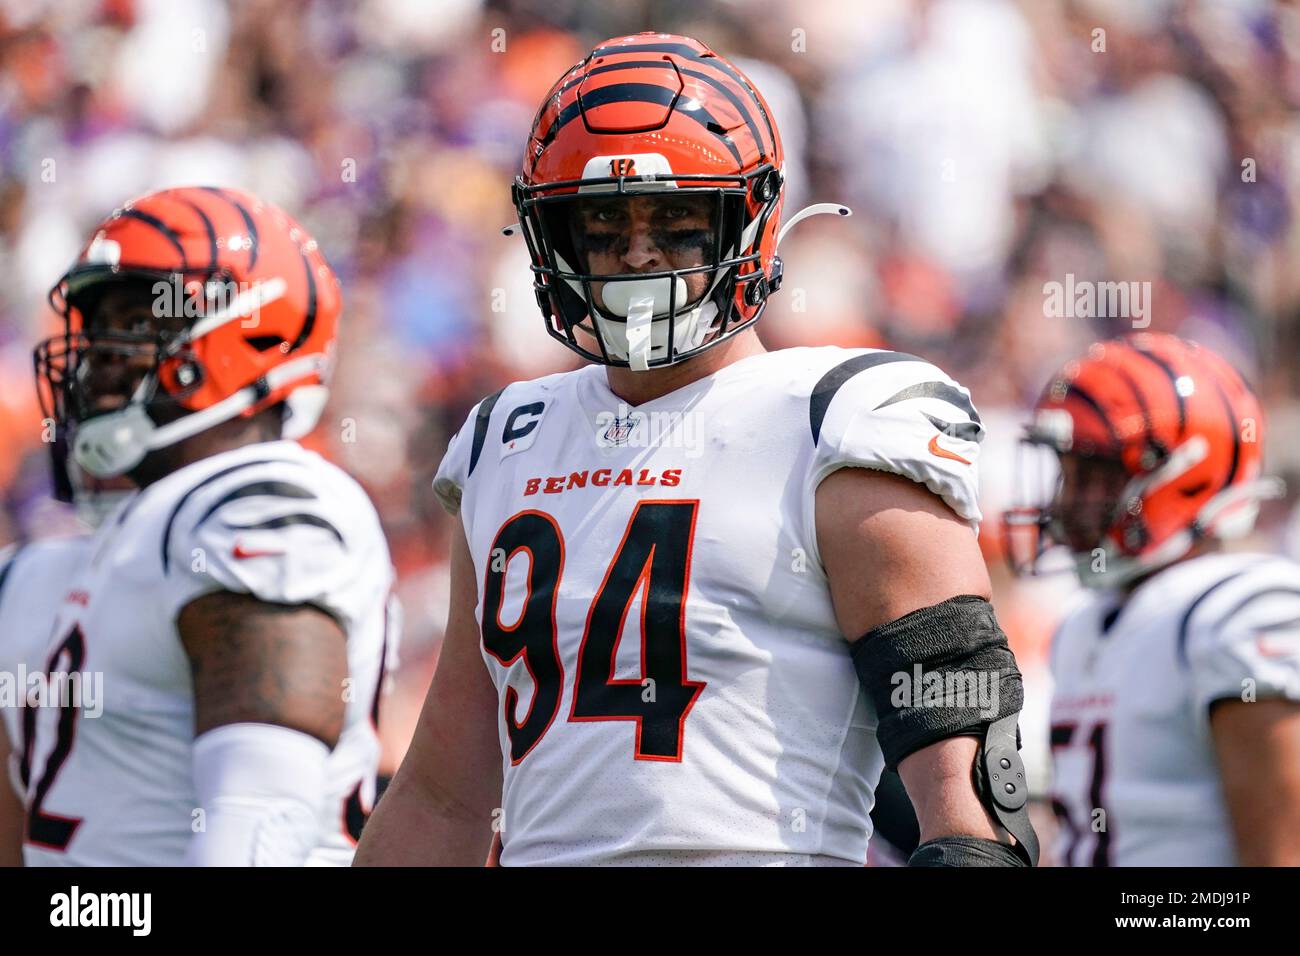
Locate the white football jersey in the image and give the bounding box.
[1048,551,1300,866]
[20,440,396,867]
[0,536,96,785]
[433,346,984,866]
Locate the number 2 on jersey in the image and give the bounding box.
[19,625,86,850]
[481,500,706,764]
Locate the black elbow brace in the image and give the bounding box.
[851,595,1023,769]
[908,835,1027,867]
[851,594,1038,866]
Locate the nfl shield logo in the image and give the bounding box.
[602,416,637,445]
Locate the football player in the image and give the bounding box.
[357,34,1036,867]
[1004,333,1300,865]
[21,186,395,865]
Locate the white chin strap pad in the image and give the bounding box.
[72,353,330,477]
[593,277,715,370]
[600,277,687,318]
[282,385,328,440]
[73,403,160,478]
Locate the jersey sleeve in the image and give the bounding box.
[0,543,18,605]
[1185,565,1300,716]
[162,461,392,631]
[432,394,497,517]
[808,352,985,528]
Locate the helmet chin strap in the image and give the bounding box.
[623,295,655,371]
[599,276,693,371]
[73,353,328,478]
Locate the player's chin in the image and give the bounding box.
[81,387,168,424]
[85,395,128,416]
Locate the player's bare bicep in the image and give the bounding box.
[407,523,499,797]
[815,467,991,637]
[0,719,23,866]
[353,525,497,865]
[178,591,348,746]
[1210,698,1300,865]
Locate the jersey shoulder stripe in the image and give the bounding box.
[435,369,581,517]
[191,480,317,532]
[1207,584,1300,633]
[1176,561,1271,664]
[0,542,23,602]
[800,347,984,527]
[160,458,283,571]
[467,387,506,478]
[874,380,982,428]
[223,511,345,543]
[809,350,929,443]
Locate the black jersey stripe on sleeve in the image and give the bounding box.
[874,380,983,424]
[809,351,928,444]
[1207,586,1300,636]
[223,513,344,543]
[922,412,982,443]
[191,480,317,532]
[1176,564,1270,665]
[0,545,24,604]
[161,460,280,572]
[1250,615,1300,634]
[467,388,506,478]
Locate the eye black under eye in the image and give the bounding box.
[582,232,620,253]
[654,228,711,252]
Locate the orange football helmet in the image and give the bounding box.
[35,186,341,479]
[513,32,846,370]
[1003,332,1283,588]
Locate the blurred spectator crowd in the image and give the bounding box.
[2,0,1299,780]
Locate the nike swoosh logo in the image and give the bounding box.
[928,434,971,465]
[1254,633,1300,659]
[232,543,284,560]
